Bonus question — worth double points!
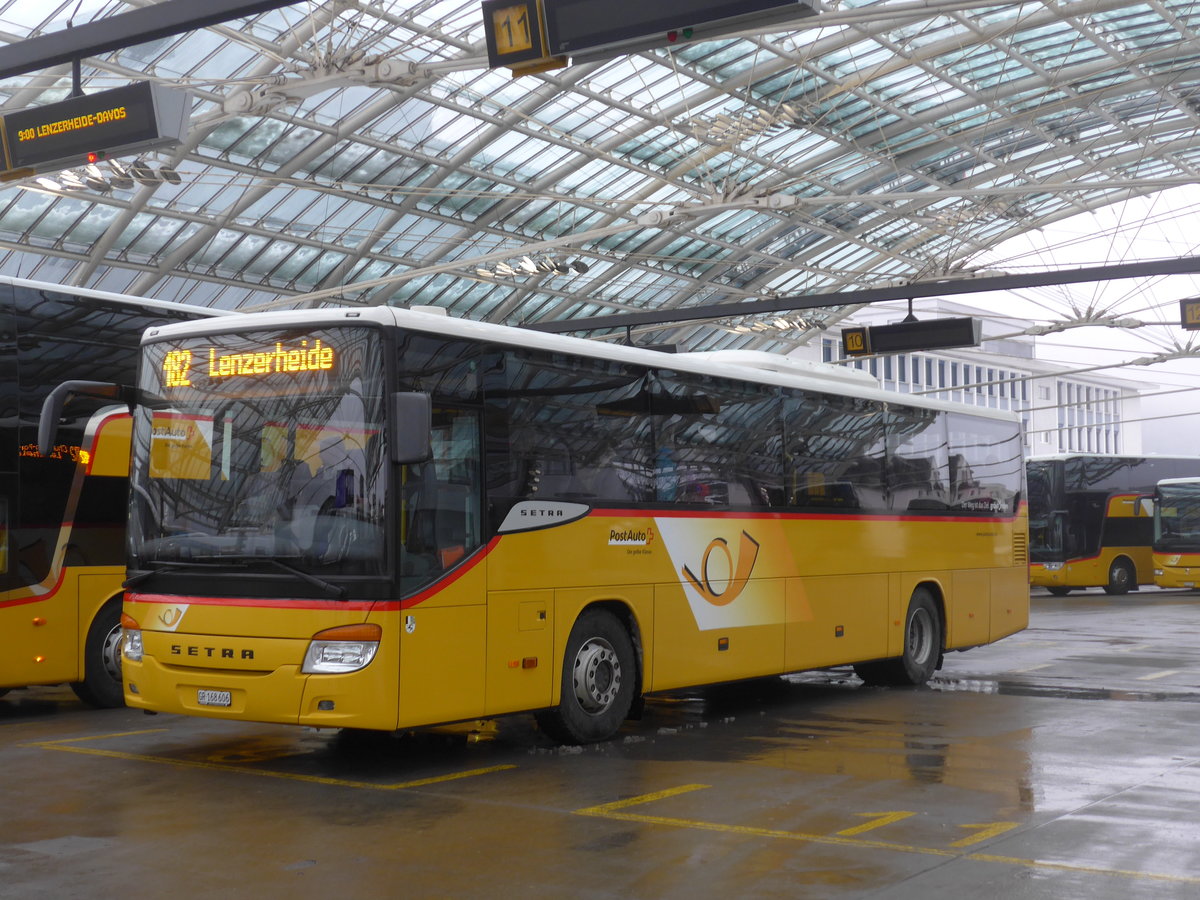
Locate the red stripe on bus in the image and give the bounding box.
[0,566,69,609]
[127,592,375,611]
[84,410,130,475]
[590,507,1016,524]
[125,501,1022,614]
[127,536,502,613]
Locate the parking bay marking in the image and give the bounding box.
[27,730,516,790]
[575,784,1200,885]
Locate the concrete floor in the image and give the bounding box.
[4,587,1200,899]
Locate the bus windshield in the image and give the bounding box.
[129,326,388,580]
[1026,459,1065,562]
[1155,480,1200,552]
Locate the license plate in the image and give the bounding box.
[197,689,232,707]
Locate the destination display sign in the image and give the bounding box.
[0,81,188,178]
[162,339,338,389]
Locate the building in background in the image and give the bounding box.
[806,300,1149,454]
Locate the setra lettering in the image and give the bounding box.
[171,644,255,660]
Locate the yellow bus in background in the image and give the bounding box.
[1028,455,1200,596]
[48,307,1028,742]
[1152,478,1200,589]
[0,277,220,707]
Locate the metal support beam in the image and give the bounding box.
[523,256,1200,333]
[0,0,304,80]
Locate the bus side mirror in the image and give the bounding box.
[391,392,432,464]
[38,380,132,457]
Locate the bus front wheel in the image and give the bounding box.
[537,609,635,744]
[1103,558,1136,595]
[71,600,125,708]
[854,588,942,687]
[1047,587,1072,596]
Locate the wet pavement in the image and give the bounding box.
[3,587,1200,898]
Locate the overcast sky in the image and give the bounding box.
[943,186,1200,454]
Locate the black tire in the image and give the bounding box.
[1047,586,1072,597]
[1103,558,1135,595]
[536,609,635,744]
[70,600,125,708]
[854,588,942,687]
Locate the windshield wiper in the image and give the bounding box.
[123,559,226,588]
[125,557,345,599]
[257,558,345,600]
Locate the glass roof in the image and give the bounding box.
[0,0,1199,353]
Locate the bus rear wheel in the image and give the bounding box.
[536,609,635,744]
[70,601,125,708]
[1103,558,1135,595]
[854,588,942,687]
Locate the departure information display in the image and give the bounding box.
[0,81,188,178]
[541,0,815,60]
[483,0,815,70]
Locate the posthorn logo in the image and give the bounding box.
[681,530,760,607]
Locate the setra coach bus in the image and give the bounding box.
[44,306,1029,742]
[1028,454,1200,596]
[0,277,222,707]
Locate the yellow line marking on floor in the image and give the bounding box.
[577,784,710,813]
[1136,670,1181,681]
[22,728,169,745]
[28,732,515,790]
[951,822,1019,848]
[1011,663,1051,673]
[576,786,1200,885]
[837,811,916,837]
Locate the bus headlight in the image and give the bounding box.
[121,612,143,662]
[1042,562,1064,571]
[302,623,382,674]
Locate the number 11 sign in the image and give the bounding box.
[482,0,565,73]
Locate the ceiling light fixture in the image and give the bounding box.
[85,173,111,192]
[58,171,87,191]
[130,160,160,185]
[470,256,593,280]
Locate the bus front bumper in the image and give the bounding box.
[1029,562,1066,587]
[123,652,399,731]
[1154,568,1199,589]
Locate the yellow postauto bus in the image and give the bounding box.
[45,307,1028,742]
[1153,477,1200,589]
[0,277,220,707]
[1028,455,1200,596]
